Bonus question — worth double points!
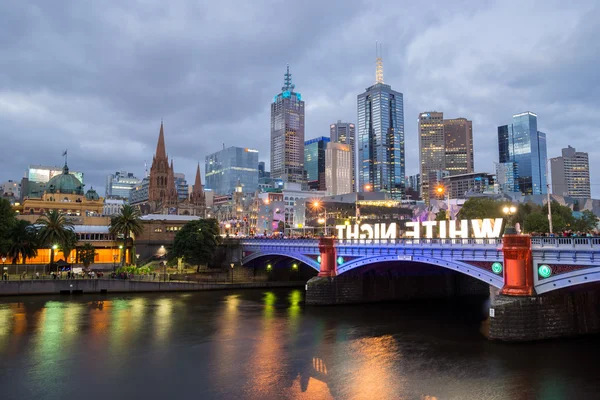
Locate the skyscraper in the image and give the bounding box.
[325,142,352,195]
[105,171,140,200]
[357,50,404,199]
[205,146,259,195]
[304,137,330,191]
[551,146,591,198]
[444,118,474,175]
[418,112,445,204]
[418,112,474,204]
[497,112,548,195]
[270,66,305,184]
[330,120,356,192]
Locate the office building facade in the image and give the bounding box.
[498,112,548,195]
[550,146,591,198]
[357,55,404,199]
[325,142,352,196]
[270,66,305,184]
[496,162,520,193]
[105,171,140,200]
[304,136,330,191]
[441,172,495,200]
[205,146,259,195]
[444,118,474,176]
[330,120,356,192]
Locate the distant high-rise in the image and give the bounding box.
[205,146,259,195]
[330,121,356,192]
[357,47,404,199]
[304,137,330,191]
[418,112,445,204]
[498,112,547,195]
[418,112,474,204]
[173,173,188,201]
[270,66,305,184]
[325,142,352,196]
[258,161,268,179]
[496,162,520,193]
[105,171,140,200]
[551,146,591,198]
[444,118,474,175]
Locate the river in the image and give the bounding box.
[0,289,598,400]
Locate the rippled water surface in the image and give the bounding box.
[1,289,599,400]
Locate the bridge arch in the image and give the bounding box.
[242,251,320,271]
[337,255,504,288]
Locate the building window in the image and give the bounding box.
[154,228,163,233]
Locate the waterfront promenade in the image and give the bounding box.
[0,277,305,296]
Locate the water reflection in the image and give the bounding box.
[0,291,599,400]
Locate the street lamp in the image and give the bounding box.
[230,263,234,284]
[436,185,450,219]
[119,245,123,266]
[364,184,372,192]
[502,205,518,234]
[2,257,6,278]
[52,244,58,272]
[136,254,140,266]
[312,201,327,236]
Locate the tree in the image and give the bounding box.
[457,198,505,220]
[78,243,97,267]
[0,198,16,257]
[36,210,74,269]
[7,220,38,265]
[172,219,221,272]
[573,210,599,232]
[109,204,143,266]
[58,229,78,263]
[524,212,549,233]
[435,210,448,221]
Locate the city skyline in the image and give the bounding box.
[0,1,598,197]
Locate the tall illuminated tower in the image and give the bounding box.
[357,45,405,198]
[270,66,305,184]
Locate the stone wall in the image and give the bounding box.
[489,289,600,341]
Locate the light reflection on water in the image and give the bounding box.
[0,289,599,400]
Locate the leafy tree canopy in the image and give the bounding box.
[456,198,506,220]
[0,198,16,256]
[172,219,221,272]
[78,242,97,267]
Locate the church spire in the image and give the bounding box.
[282,64,295,92]
[375,41,384,84]
[194,163,202,190]
[155,121,167,160]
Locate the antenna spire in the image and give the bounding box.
[375,42,384,84]
[282,64,295,91]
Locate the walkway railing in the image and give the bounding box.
[531,237,600,248]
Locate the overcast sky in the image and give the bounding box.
[1,0,598,197]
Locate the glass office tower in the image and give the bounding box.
[304,136,330,190]
[330,121,356,192]
[357,56,405,199]
[497,112,547,195]
[205,146,259,195]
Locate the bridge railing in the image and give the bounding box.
[240,238,502,246]
[531,237,600,248]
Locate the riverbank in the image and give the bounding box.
[0,279,306,296]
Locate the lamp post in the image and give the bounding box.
[52,244,58,273]
[502,205,518,234]
[436,185,450,219]
[2,256,6,279]
[113,254,118,272]
[136,254,140,267]
[119,245,123,266]
[312,201,327,236]
[230,263,234,284]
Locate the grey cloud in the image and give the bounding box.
[0,0,598,197]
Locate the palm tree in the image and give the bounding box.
[36,210,74,270]
[109,205,144,266]
[7,220,38,266]
[59,230,78,265]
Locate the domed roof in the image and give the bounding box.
[46,164,84,196]
[85,187,100,201]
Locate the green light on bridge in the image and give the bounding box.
[491,262,503,275]
[317,256,321,263]
[538,264,552,279]
[266,264,272,271]
[337,256,344,265]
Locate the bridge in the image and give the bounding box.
[241,236,600,295]
[240,235,600,342]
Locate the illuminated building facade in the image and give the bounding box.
[330,120,356,191]
[357,53,404,199]
[498,112,548,195]
[205,146,259,195]
[271,65,305,184]
[551,146,591,198]
[304,136,330,190]
[325,142,352,196]
[105,171,140,200]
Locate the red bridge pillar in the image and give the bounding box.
[500,234,535,296]
[318,237,337,277]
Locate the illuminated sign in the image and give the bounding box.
[244,148,259,153]
[420,113,430,118]
[335,218,504,240]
